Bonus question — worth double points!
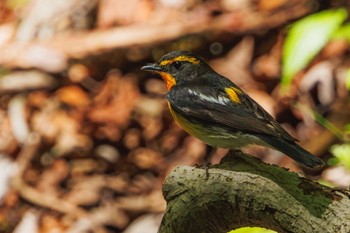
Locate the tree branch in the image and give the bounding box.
[0,0,314,72]
[159,151,350,233]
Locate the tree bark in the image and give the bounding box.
[158,151,350,233]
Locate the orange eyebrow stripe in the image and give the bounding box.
[225,87,242,103]
[160,55,200,66]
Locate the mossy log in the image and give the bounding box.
[159,151,350,233]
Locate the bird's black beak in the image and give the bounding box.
[141,63,163,72]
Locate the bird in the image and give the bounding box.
[141,50,324,168]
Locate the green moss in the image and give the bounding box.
[214,151,333,217]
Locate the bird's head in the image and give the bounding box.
[141,51,210,91]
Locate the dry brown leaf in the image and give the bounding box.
[0,109,17,154]
[56,85,90,109]
[27,91,50,108]
[129,173,159,194]
[68,64,90,83]
[65,174,129,206]
[89,72,140,128]
[31,99,91,154]
[210,37,257,89]
[134,97,165,141]
[166,136,206,169]
[115,190,166,212]
[95,123,122,141]
[40,214,65,233]
[258,0,288,11]
[128,148,164,170]
[123,128,141,150]
[300,61,336,105]
[97,0,153,28]
[253,35,283,80]
[64,175,106,206]
[95,144,120,162]
[89,73,139,125]
[322,39,348,59]
[66,204,129,232]
[36,159,69,194]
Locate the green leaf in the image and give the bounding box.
[318,179,336,188]
[228,227,277,233]
[344,124,350,133]
[346,68,350,90]
[330,143,350,169]
[332,23,350,42]
[282,8,347,88]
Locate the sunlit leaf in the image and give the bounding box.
[345,68,350,90]
[282,8,347,88]
[332,23,350,42]
[318,179,336,188]
[330,143,350,170]
[345,124,350,131]
[228,227,277,233]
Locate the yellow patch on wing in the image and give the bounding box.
[159,72,176,91]
[160,55,200,66]
[225,87,242,103]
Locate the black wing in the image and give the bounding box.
[167,84,296,142]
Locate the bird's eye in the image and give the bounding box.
[172,61,182,70]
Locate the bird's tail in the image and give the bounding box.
[259,136,325,169]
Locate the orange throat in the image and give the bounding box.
[159,72,176,91]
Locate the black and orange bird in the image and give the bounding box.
[141,51,324,168]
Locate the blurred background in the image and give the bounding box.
[0,0,350,232]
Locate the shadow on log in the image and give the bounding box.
[158,150,350,233]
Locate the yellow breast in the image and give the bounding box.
[168,102,199,136]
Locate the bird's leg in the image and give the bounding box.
[202,146,216,178]
[203,146,216,167]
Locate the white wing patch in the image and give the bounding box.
[187,89,230,105]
